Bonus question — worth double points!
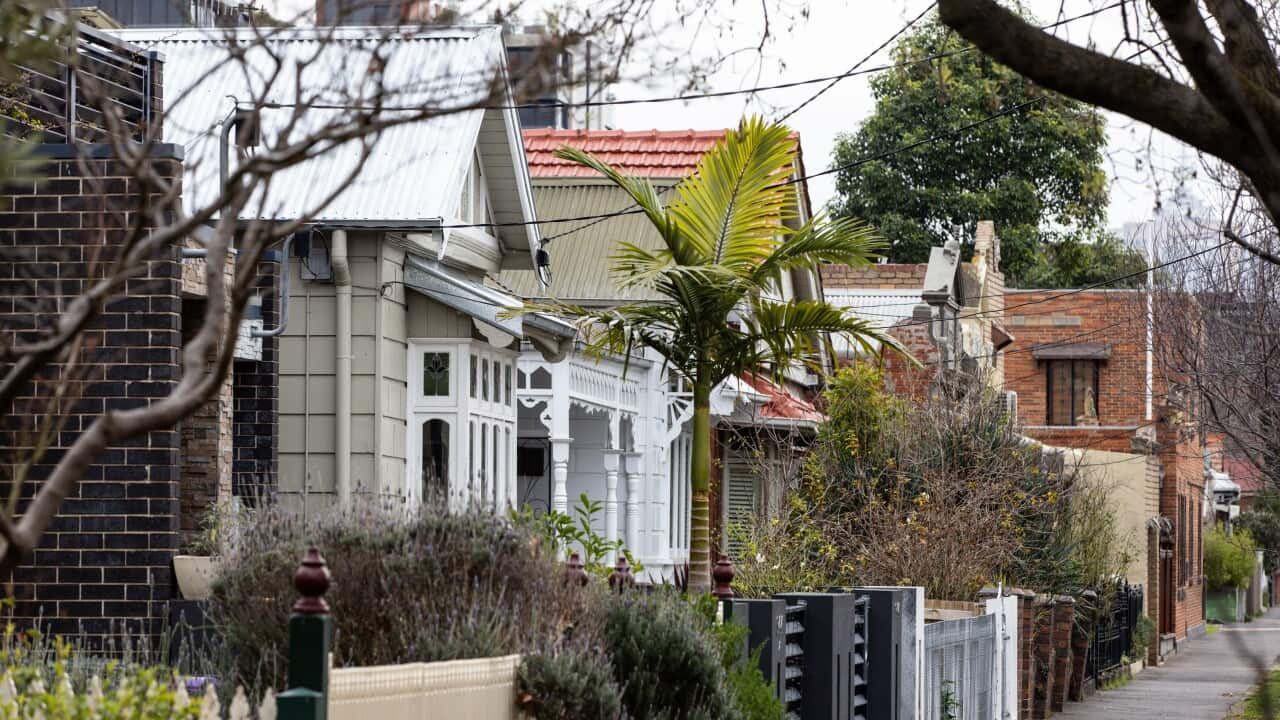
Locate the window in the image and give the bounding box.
[422,352,450,396]
[469,354,478,399]
[505,364,513,407]
[420,419,449,501]
[1179,495,1188,585]
[482,358,490,402]
[1046,359,1100,425]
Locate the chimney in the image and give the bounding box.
[973,220,999,267]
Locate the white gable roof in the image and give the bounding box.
[114,25,539,255]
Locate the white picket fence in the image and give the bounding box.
[328,654,520,720]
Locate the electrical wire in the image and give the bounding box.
[775,1,937,124]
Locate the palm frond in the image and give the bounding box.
[668,117,799,272]
[751,215,887,286]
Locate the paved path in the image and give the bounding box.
[1056,608,1280,719]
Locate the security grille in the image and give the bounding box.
[783,603,805,718]
[852,595,870,720]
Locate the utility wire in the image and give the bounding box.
[775,1,937,124]
[253,3,1121,116]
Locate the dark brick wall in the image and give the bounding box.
[0,148,184,638]
[232,259,278,504]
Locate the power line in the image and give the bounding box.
[776,1,937,124]
[252,2,1121,117]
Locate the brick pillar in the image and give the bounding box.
[1051,596,1076,713]
[1069,590,1096,701]
[0,147,185,640]
[1033,596,1056,719]
[1018,591,1037,719]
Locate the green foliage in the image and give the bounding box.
[1,2,70,178]
[517,644,624,720]
[511,493,642,578]
[1205,526,1259,590]
[940,680,960,720]
[598,591,741,720]
[1017,231,1148,289]
[536,116,899,591]
[0,667,202,720]
[210,506,578,692]
[830,20,1136,287]
[712,622,786,720]
[1237,493,1280,574]
[1132,614,1155,660]
[743,364,1127,598]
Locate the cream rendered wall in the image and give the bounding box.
[280,231,409,514]
[1071,448,1155,602]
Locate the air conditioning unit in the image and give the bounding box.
[1002,390,1018,420]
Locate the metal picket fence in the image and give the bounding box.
[1085,581,1144,684]
[923,614,997,720]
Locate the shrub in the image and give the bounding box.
[596,590,741,720]
[209,505,577,691]
[1205,526,1258,590]
[517,643,623,720]
[0,667,204,720]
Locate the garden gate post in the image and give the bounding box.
[277,547,333,720]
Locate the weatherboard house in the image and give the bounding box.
[121,25,579,516]
[500,129,828,578]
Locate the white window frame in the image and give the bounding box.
[407,339,518,512]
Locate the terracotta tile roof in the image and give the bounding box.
[523,128,730,178]
[740,373,825,424]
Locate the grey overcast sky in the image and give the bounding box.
[263,0,1201,230]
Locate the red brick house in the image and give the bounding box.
[1003,288,1209,648]
[824,223,1212,657]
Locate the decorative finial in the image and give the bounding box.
[712,555,735,599]
[608,555,635,593]
[563,552,589,587]
[292,546,331,615]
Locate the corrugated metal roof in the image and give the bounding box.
[523,128,728,177]
[824,288,921,357]
[499,183,670,302]
[114,26,528,235]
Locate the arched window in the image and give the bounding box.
[421,419,449,503]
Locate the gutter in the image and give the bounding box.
[332,230,352,508]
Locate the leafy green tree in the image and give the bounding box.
[542,117,896,592]
[1237,493,1280,574]
[830,20,1139,287]
[1205,526,1258,590]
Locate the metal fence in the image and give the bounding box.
[4,24,159,143]
[1085,581,1143,684]
[923,614,996,720]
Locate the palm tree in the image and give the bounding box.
[545,116,901,592]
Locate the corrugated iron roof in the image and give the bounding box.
[523,128,728,177]
[113,26,536,253]
[499,183,669,302]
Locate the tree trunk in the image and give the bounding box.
[688,381,713,594]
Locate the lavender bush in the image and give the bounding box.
[208,504,578,690]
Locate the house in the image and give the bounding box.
[1002,287,1214,654]
[498,128,827,577]
[823,224,1213,662]
[117,25,577,516]
[821,220,1012,396]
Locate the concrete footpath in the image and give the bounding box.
[1055,607,1280,719]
